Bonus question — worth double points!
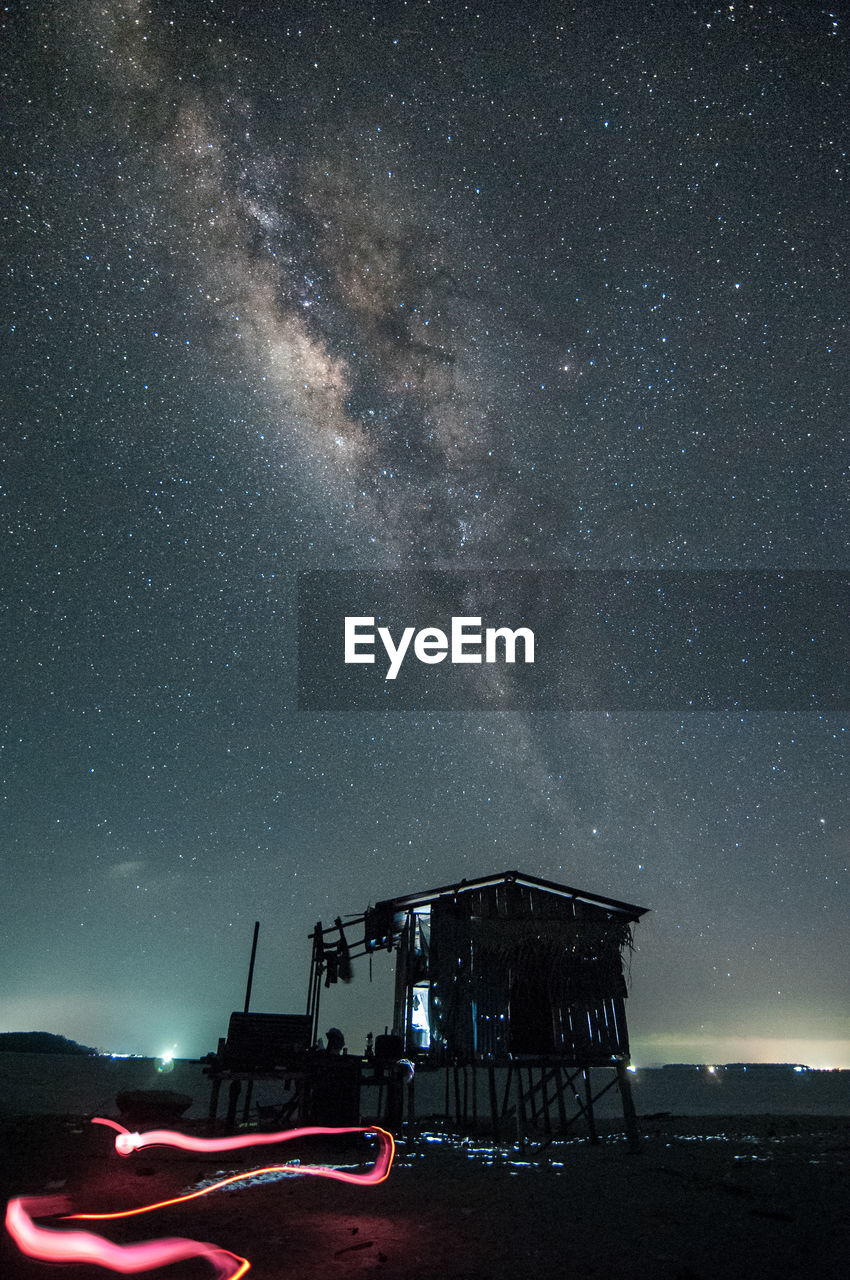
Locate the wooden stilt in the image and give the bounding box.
[540,1066,552,1135]
[583,1067,599,1144]
[208,1077,221,1128]
[488,1064,500,1142]
[406,1072,416,1137]
[524,1066,538,1126]
[615,1059,641,1153]
[553,1064,567,1132]
[471,1063,478,1129]
[226,1078,241,1131]
[514,1066,527,1151]
[501,1062,514,1119]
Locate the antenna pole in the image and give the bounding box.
[244,920,260,1013]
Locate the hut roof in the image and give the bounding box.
[373,868,649,921]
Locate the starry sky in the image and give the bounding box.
[3,1,847,1067]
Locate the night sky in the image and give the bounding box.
[3,2,847,1068]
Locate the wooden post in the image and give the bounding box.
[208,1076,221,1128]
[307,924,323,1045]
[488,1064,500,1142]
[514,1066,527,1152]
[583,1066,599,1144]
[501,1062,514,1118]
[540,1066,552,1135]
[615,1060,641,1153]
[524,1066,537,1126]
[226,1078,241,1131]
[406,1072,416,1138]
[553,1064,568,1132]
[243,921,260,1014]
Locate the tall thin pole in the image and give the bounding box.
[243,920,260,1014]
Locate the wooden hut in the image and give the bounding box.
[308,869,648,1145]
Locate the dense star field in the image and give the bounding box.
[2,2,847,1065]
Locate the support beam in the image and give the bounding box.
[488,1065,500,1142]
[583,1067,599,1144]
[615,1059,641,1153]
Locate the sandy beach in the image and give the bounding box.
[2,1112,848,1280]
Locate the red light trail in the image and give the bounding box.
[6,1118,395,1278]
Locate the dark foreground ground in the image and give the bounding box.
[1,1113,848,1279]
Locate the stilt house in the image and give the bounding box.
[359,869,646,1065]
[309,870,648,1142]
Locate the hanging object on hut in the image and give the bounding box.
[314,916,355,988]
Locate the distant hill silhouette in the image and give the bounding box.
[0,1031,98,1055]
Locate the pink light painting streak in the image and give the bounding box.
[6,1118,395,1279]
[5,1196,249,1279]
